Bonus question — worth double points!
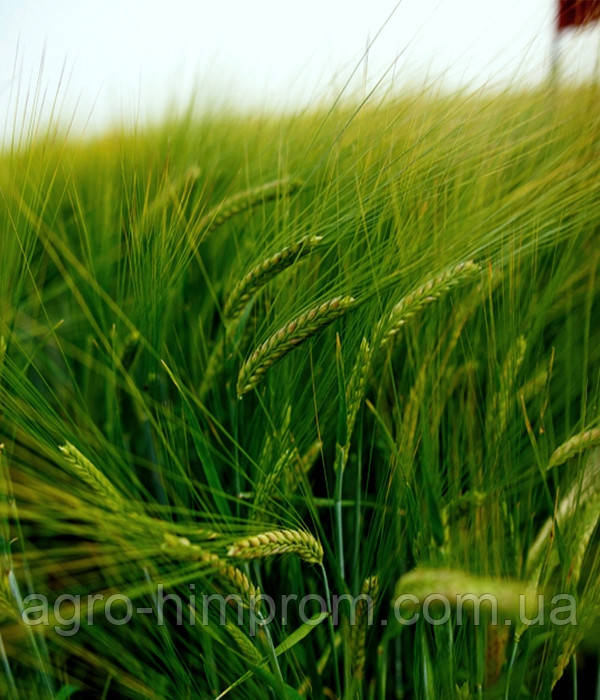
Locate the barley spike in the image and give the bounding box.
[350,575,379,680]
[224,234,324,319]
[227,529,323,564]
[59,442,122,505]
[198,177,303,240]
[237,295,356,396]
[162,534,260,605]
[548,428,600,470]
[378,261,480,347]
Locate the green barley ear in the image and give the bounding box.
[225,622,262,663]
[227,529,324,564]
[552,636,579,690]
[223,234,324,320]
[333,336,372,481]
[198,177,303,241]
[161,534,260,606]
[377,261,481,347]
[394,567,539,621]
[547,428,600,470]
[350,575,379,680]
[345,337,372,444]
[518,365,549,404]
[237,295,356,397]
[58,442,122,506]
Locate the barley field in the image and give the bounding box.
[1,82,600,698]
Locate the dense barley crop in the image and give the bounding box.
[0,83,599,698]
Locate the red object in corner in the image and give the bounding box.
[558,0,600,29]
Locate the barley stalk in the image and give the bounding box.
[227,529,323,564]
[198,177,303,241]
[224,235,324,319]
[378,261,480,347]
[350,575,379,680]
[237,295,356,397]
[547,428,600,470]
[58,442,122,505]
[162,534,260,605]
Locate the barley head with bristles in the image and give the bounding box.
[223,234,324,320]
[227,529,323,565]
[548,428,600,470]
[197,177,303,242]
[518,366,549,404]
[225,622,262,663]
[162,534,260,606]
[377,261,480,348]
[394,567,539,621]
[552,635,580,689]
[350,575,379,680]
[334,336,373,475]
[345,337,372,442]
[237,295,356,397]
[59,442,123,506]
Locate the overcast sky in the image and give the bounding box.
[1,0,599,138]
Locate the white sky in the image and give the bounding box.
[1,0,599,138]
